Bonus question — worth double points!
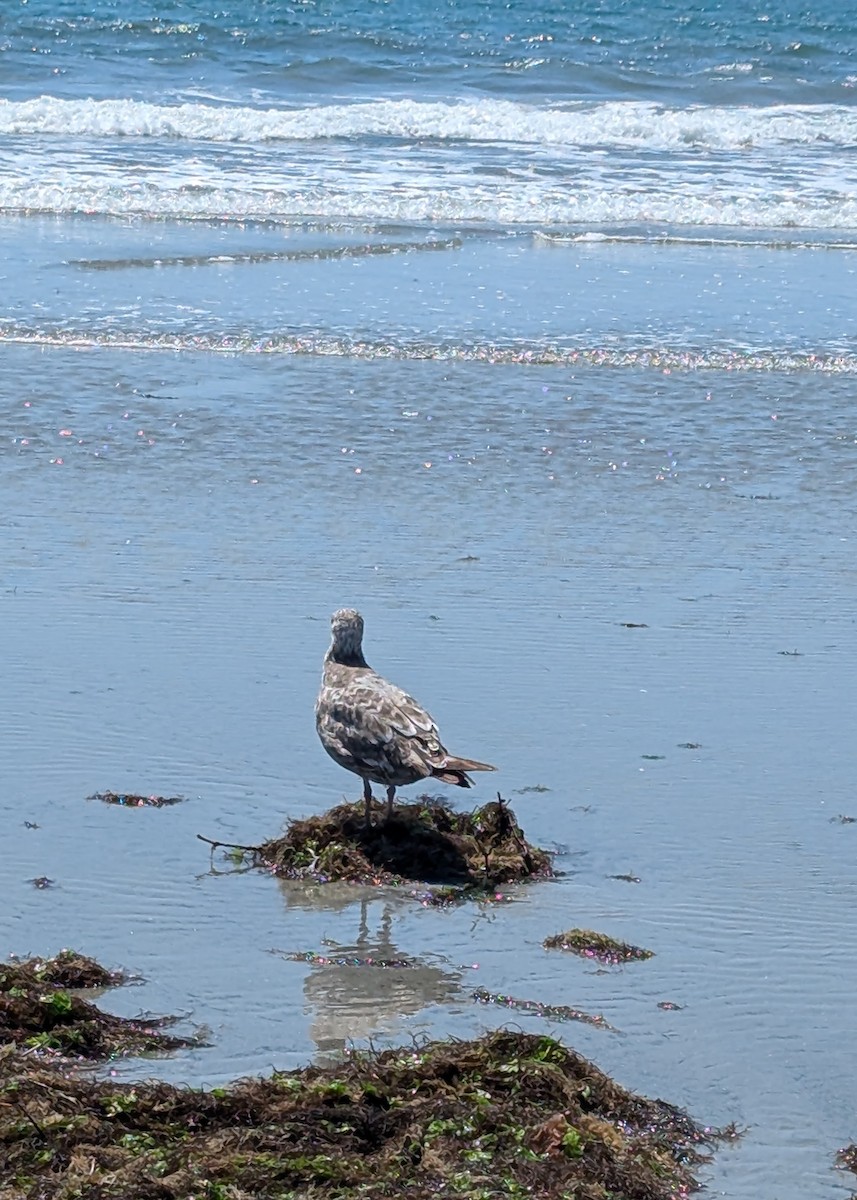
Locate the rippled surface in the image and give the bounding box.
[2,220,857,361]
[3,0,856,103]
[2,324,857,1197]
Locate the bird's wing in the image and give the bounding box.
[318,669,449,776]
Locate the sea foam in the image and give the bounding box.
[2,95,856,151]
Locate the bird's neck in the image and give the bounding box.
[325,645,368,669]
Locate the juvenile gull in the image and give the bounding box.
[316,608,496,826]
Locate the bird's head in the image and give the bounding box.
[328,608,366,664]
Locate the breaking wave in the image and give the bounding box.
[3,95,857,151]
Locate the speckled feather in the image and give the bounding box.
[316,608,495,793]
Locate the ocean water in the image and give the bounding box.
[2,3,857,1199]
[2,0,857,233]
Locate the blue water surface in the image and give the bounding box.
[2,0,855,104]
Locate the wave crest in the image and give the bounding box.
[2,95,856,150]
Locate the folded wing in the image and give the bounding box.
[318,670,495,784]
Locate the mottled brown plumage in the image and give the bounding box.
[316,608,496,826]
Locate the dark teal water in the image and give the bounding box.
[3,0,856,103]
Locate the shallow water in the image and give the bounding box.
[2,271,857,1195]
[4,218,857,365]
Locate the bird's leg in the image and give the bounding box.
[362,777,373,828]
[385,784,396,822]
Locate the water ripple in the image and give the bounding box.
[1,324,855,373]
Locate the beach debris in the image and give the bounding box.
[472,987,615,1031]
[231,795,551,890]
[0,1027,732,1200]
[89,791,185,807]
[275,949,417,970]
[2,950,125,991]
[543,928,654,965]
[836,1143,857,1174]
[0,951,199,1059]
[413,883,519,907]
[316,608,495,827]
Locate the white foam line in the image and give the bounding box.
[2,182,857,229]
[1,327,855,373]
[2,95,857,150]
[534,231,857,251]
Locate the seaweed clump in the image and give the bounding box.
[544,928,654,965]
[89,792,185,808]
[253,795,553,889]
[472,987,616,1032]
[0,952,197,1060]
[837,1143,857,1174]
[0,1027,729,1200]
[1,951,124,993]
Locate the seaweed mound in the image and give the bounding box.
[254,796,553,888]
[0,950,124,993]
[0,1028,728,1200]
[543,929,654,965]
[0,952,197,1060]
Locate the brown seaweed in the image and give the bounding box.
[0,953,198,1061]
[543,928,654,965]
[89,792,185,808]
[245,795,553,889]
[0,1027,731,1200]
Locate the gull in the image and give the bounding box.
[316,608,496,826]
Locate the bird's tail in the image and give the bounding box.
[432,756,496,788]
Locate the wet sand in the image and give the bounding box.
[1,230,856,1198]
